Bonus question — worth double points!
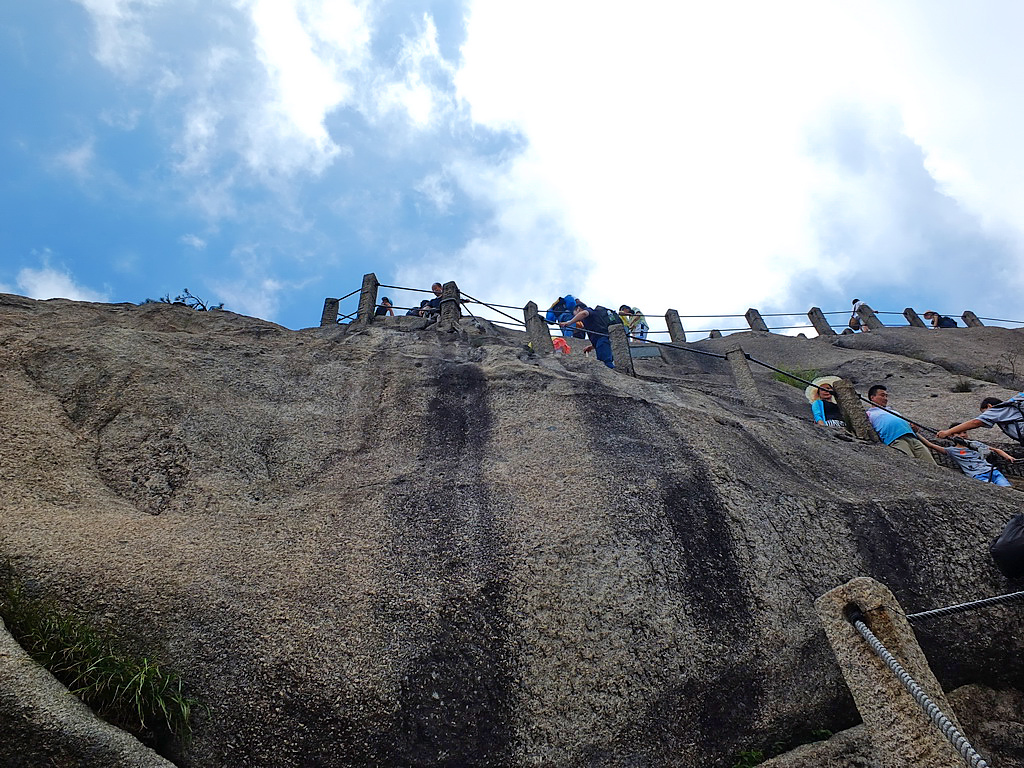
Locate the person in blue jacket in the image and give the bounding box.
[546,295,584,338]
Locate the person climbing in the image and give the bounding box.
[918,429,1016,487]
[425,282,443,316]
[546,295,585,339]
[618,306,649,341]
[850,299,871,332]
[865,385,936,465]
[938,394,1024,446]
[374,297,394,317]
[806,376,846,428]
[559,300,623,369]
[923,311,957,328]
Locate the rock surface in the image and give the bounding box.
[2,294,1024,767]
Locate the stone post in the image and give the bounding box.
[961,311,985,327]
[708,329,723,339]
[833,379,879,442]
[609,323,635,376]
[725,346,764,407]
[437,281,462,332]
[745,308,770,332]
[817,577,969,768]
[807,307,836,336]
[320,298,340,327]
[856,303,885,331]
[665,309,687,344]
[524,301,552,354]
[903,308,926,328]
[356,273,379,323]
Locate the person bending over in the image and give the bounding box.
[938,394,1024,447]
[865,385,935,465]
[918,429,1016,487]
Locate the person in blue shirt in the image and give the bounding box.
[865,385,936,465]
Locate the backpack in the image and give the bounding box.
[995,393,1024,445]
[848,315,860,330]
[937,315,957,328]
[592,306,623,334]
[991,514,1024,579]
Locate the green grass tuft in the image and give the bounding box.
[771,366,821,390]
[951,377,974,393]
[0,576,198,744]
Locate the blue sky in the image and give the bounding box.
[2,0,1024,336]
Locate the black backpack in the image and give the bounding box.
[991,515,1024,579]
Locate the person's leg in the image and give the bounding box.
[636,324,648,341]
[592,334,614,368]
[988,470,1013,487]
[888,435,916,458]
[907,437,937,465]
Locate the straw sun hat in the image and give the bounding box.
[804,375,842,403]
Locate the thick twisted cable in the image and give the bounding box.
[851,618,990,767]
[907,589,1024,622]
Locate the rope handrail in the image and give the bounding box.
[847,607,991,767]
[906,589,1024,622]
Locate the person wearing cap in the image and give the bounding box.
[618,306,649,341]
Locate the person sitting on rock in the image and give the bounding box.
[865,385,936,465]
[559,300,623,369]
[938,394,1024,446]
[918,428,1016,487]
[922,310,957,328]
[806,377,846,428]
[374,297,394,317]
[406,299,431,316]
[618,305,649,341]
[424,283,443,316]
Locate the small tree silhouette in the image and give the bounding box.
[140,289,223,311]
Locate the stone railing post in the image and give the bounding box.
[320,298,340,326]
[665,309,687,344]
[961,311,984,327]
[856,303,885,331]
[725,346,764,407]
[817,577,968,768]
[524,301,552,354]
[356,273,379,323]
[437,281,462,332]
[708,329,722,339]
[903,308,926,328]
[609,323,635,376]
[745,308,769,332]
[807,307,836,336]
[833,379,879,442]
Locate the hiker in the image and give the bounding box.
[559,300,623,369]
[850,299,870,332]
[406,299,431,316]
[618,306,649,341]
[938,394,1024,446]
[923,311,957,328]
[374,297,394,317]
[546,295,585,339]
[865,385,936,465]
[806,377,846,428]
[918,429,1016,487]
[424,282,443,316]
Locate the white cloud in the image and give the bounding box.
[373,15,455,129]
[73,0,165,75]
[13,262,109,302]
[414,172,453,214]
[54,139,96,178]
[181,234,207,249]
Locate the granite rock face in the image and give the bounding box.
[2,294,1024,766]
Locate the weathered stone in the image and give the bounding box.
[903,308,926,328]
[746,308,770,332]
[962,311,985,327]
[355,273,379,323]
[807,307,837,336]
[834,378,879,442]
[523,301,552,355]
[816,578,968,768]
[436,280,462,332]
[320,298,339,327]
[665,309,687,344]
[855,302,885,330]
[725,345,764,407]
[608,323,634,376]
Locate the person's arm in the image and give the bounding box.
[991,446,1018,463]
[937,419,986,439]
[917,435,946,455]
[811,399,826,425]
[559,308,589,327]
